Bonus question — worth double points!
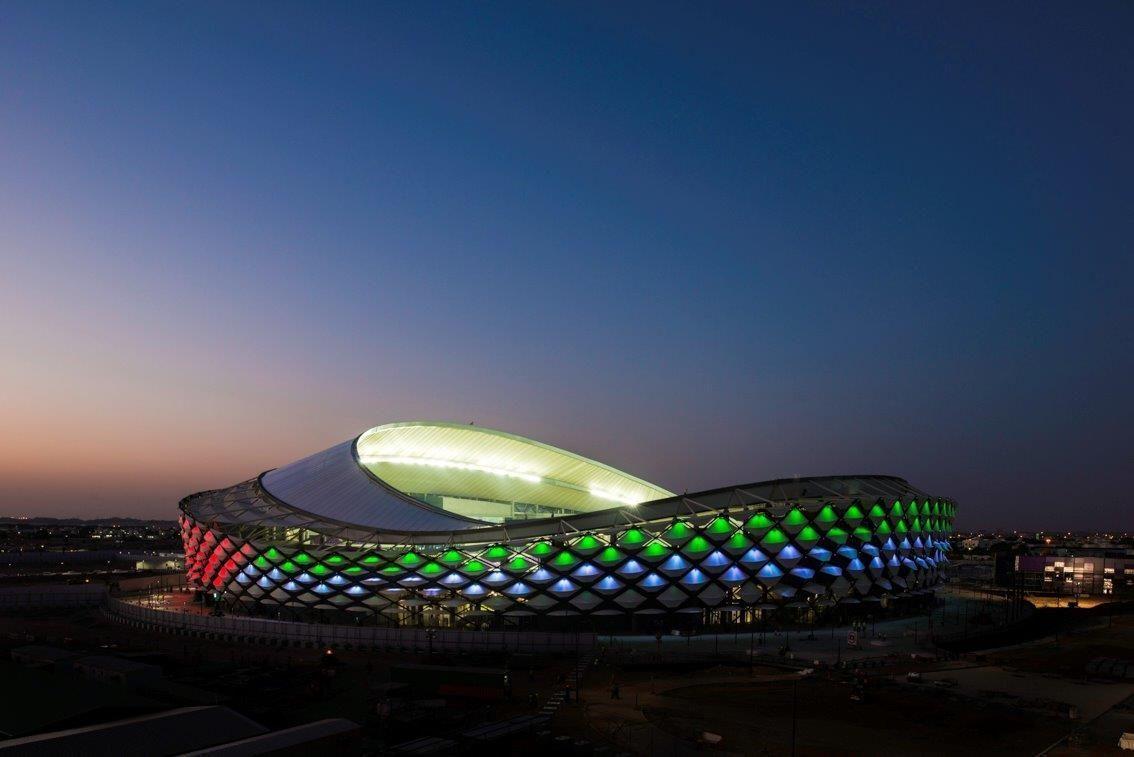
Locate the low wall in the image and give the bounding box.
[105,597,595,653]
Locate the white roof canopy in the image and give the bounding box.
[356,422,673,515]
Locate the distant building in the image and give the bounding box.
[1015,553,1134,598]
[71,656,162,687]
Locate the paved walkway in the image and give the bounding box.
[541,650,595,718]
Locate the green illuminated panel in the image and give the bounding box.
[852,526,872,542]
[640,541,670,561]
[420,562,444,576]
[381,564,405,575]
[460,559,487,575]
[573,534,602,552]
[844,504,864,523]
[253,556,271,569]
[279,561,299,573]
[797,525,819,544]
[816,505,838,525]
[294,552,314,565]
[551,550,579,569]
[265,547,282,560]
[877,520,892,536]
[398,551,422,567]
[683,536,712,556]
[745,512,774,533]
[783,508,807,528]
[325,555,345,565]
[529,541,554,557]
[440,549,464,565]
[827,526,849,544]
[484,545,510,560]
[506,556,532,572]
[344,566,364,575]
[705,517,733,536]
[890,501,903,518]
[618,529,647,548]
[361,554,382,565]
[663,521,693,543]
[761,528,787,546]
[869,503,886,520]
[311,564,330,576]
[724,532,754,552]
[596,547,624,565]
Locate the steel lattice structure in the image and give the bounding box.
[179,422,954,621]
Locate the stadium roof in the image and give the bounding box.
[356,421,673,512]
[182,420,936,547]
[256,421,672,533]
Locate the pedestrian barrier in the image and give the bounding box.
[104,596,595,653]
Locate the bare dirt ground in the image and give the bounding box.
[577,665,1070,756]
[574,614,1134,756]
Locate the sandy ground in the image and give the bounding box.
[573,665,1074,756]
[918,666,1132,721]
[571,615,1134,755]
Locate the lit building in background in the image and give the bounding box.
[180,421,954,625]
[1015,554,1134,598]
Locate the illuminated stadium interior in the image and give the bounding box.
[356,422,674,521]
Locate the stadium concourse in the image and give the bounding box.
[179,421,954,629]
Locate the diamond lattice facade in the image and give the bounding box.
[179,421,954,622]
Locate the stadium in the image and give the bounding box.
[180,421,954,627]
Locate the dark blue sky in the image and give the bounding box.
[1,3,1131,529]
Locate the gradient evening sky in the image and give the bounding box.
[1,3,1131,529]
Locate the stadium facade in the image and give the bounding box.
[180,422,954,625]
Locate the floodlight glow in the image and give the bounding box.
[589,487,640,505]
[360,454,542,483]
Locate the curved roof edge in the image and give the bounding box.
[182,471,948,549]
[260,437,484,532]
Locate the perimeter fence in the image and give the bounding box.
[105,596,595,654]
